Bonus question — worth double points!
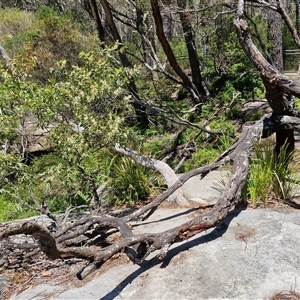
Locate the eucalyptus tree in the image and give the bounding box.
[3,0,300,284]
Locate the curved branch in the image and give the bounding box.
[114,144,189,206]
[55,215,133,242]
[234,0,300,115]
[3,115,300,280]
[2,115,300,280]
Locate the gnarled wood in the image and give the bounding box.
[234,0,300,157]
[3,115,298,279]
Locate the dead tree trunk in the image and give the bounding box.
[3,114,300,279]
[3,0,300,283]
[235,0,300,158]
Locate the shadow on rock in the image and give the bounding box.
[100,203,246,300]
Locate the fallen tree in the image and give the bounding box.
[2,0,300,282]
[1,114,300,280]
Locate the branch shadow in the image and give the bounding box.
[132,207,199,227]
[99,203,247,300]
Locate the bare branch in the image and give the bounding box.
[3,114,300,280]
[114,144,189,206]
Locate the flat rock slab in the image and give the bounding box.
[10,207,300,300]
[180,170,229,206]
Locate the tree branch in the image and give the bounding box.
[114,144,189,206]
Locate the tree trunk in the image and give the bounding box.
[177,0,207,98]
[150,0,204,104]
[97,0,149,129]
[295,0,300,35]
[235,0,298,157]
[136,3,157,75]
[267,0,294,156]
[87,0,107,42]
[268,1,284,72]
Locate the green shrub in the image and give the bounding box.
[107,155,163,206]
[244,139,299,204]
[0,193,35,222]
[213,138,299,205]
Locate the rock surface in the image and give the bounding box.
[180,170,228,206]
[8,207,300,300]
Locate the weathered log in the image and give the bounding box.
[2,113,300,279]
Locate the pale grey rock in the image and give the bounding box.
[9,208,300,300]
[180,170,229,206]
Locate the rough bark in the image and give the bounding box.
[268,0,284,72]
[177,0,207,97]
[234,0,300,157]
[296,0,300,35]
[3,114,300,279]
[150,0,204,104]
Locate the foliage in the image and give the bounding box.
[0,45,145,221]
[205,22,265,106]
[243,139,299,204]
[107,155,163,205]
[0,4,280,221]
[0,6,99,81]
[0,8,34,47]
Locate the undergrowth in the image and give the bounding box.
[244,138,299,204]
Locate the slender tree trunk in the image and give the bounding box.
[87,0,107,42]
[150,0,203,104]
[161,0,173,40]
[136,3,156,71]
[97,0,149,129]
[177,0,206,97]
[267,0,294,157]
[295,0,300,35]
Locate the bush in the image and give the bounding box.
[107,154,164,206]
[243,138,299,204]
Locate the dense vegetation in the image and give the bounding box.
[0,2,299,221]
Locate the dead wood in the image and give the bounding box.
[235,0,300,161]
[2,114,299,279]
[3,1,300,283]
